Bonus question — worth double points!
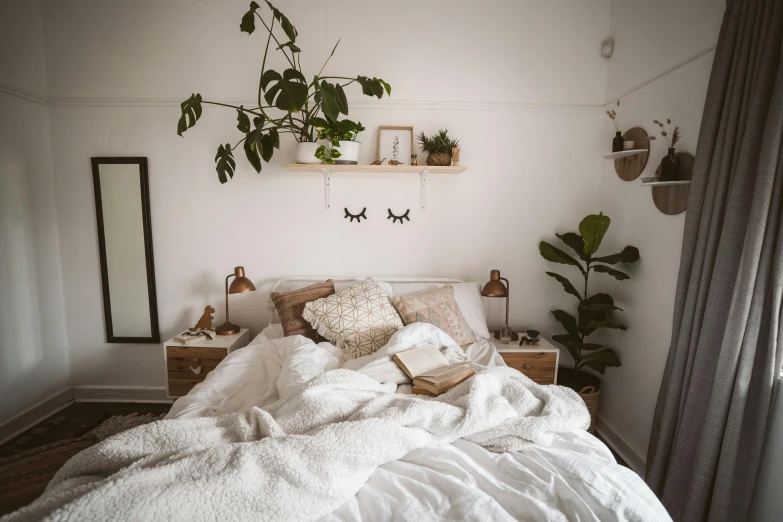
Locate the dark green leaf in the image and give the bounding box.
[540,241,586,274]
[264,1,298,42]
[545,272,582,301]
[240,1,260,34]
[261,69,308,112]
[335,84,349,114]
[584,320,627,331]
[378,78,392,96]
[579,213,611,255]
[592,264,630,280]
[592,246,640,264]
[277,42,301,53]
[329,148,342,158]
[577,293,614,336]
[269,127,280,149]
[315,145,332,163]
[579,359,608,374]
[319,81,343,121]
[552,310,579,338]
[177,93,202,136]
[214,143,236,184]
[580,349,621,375]
[580,303,623,312]
[552,334,580,362]
[581,293,615,307]
[244,134,262,173]
[556,232,589,262]
[356,76,385,98]
[309,116,329,129]
[260,134,274,162]
[236,108,250,133]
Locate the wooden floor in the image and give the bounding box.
[0,402,172,458]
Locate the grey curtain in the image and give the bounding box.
[646,0,783,520]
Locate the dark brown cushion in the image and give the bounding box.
[271,280,335,341]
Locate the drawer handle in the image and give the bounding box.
[523,363,533,370]
[190,366,202,375]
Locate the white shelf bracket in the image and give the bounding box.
[321,168,331,209]
[420,170,429,210]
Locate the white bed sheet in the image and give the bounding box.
[167,332,669,521]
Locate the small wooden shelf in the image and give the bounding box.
[281,164,468,210]
[603,149,648,160]
[641,180,692,186]
[282,164,466,174]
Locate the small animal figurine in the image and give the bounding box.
[519,329,541,346]
[410,154,419,166]
[371,158,386,165]
[388,159,404,166]
[190,306,215,331]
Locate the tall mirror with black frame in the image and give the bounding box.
[91,157,160,343]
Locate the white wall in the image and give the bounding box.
[0,0,71,422]
[594,0,723,471]
[40,0,611,389]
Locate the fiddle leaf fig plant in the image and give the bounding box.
[539,213,640,375]
[177,1,391,183]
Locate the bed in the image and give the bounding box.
[5,277,670,522]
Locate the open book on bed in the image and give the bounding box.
[393,343,475,396]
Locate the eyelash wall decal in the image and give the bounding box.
[387,208,410,224]
[344,207,367,223]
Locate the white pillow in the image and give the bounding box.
[390,282,490,340]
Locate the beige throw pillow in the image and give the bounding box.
[391,284,477,346]
[302,277,403,360]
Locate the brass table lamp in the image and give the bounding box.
[216,266,256,336]
[481,270,518,343]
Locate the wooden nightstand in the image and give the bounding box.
[493,338,560,385]
[163,329,250,398]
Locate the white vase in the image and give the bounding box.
[333,141,360,165]
[296,142,322,164]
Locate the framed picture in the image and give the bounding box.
[377,126,414,164]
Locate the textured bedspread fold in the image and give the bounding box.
[3,362,589,522]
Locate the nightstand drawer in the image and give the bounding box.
[166,346,227,397]
[501,351,557,385]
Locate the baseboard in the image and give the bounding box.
[0,388,74,445]
[71,385,172,403]
[595,417,646,477]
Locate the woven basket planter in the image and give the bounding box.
[578,385,600,434]
[557,367,601,434]
[426,152,451,166]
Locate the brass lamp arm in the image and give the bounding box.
[501,277,510,328]
[224,273,235,323]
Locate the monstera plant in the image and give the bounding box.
[176,1,391,183]
[539,213,639,382]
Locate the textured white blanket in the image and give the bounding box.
[4,327,590,522]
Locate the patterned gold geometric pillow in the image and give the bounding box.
[391,285,476,346]
[302,277,404,360]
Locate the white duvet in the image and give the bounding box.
[4,324,670,522]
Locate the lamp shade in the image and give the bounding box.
[481,269,508,297]
[228,266,256,294]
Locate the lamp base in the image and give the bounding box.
[493,327,519,344]
[216,321,240,336]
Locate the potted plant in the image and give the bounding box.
[417,129,460,166]
[176,1,391,181]
[606,100,623,152]
[311,117,365,164]
[539,213,640,432]
[649,119,681,181]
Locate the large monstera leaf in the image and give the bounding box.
[261,68,308,112]
[243,116,278,173]
[316,81,349,122]
[579,213,611,256]
[214,144,236,184]
[177,93,202,136]
[357,76,391,98]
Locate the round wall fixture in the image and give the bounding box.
[651,152,694,215]
[613,127,650,181]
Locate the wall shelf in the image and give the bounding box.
[603,149,648,160]
[281,164,467,210]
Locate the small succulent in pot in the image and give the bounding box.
[417,129,460,166]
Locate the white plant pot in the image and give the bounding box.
[295,142,322,164]
[332,141,360,165]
